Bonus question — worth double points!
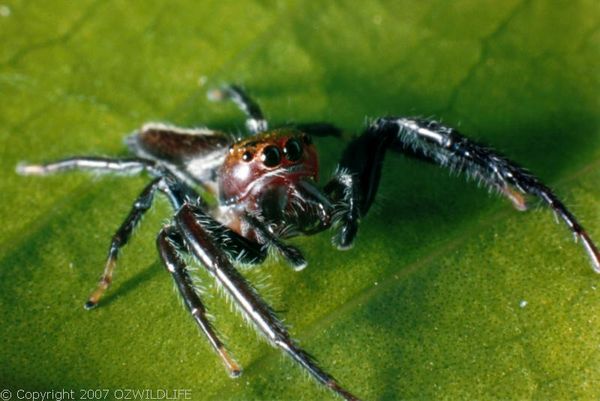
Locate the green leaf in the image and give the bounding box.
[1,1,599,400]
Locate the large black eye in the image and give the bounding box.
[261,145,281,167]
[283,138,303,162]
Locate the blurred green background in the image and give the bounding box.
[1,1,599,400]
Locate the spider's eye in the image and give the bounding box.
[283,138,303,162]
[302,134,312,145]
[261,145,281,167]
[242,151,253,162]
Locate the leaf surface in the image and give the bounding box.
[1,1,599,400]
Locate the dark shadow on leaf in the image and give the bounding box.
[99,261,162,308]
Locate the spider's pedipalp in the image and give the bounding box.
[244,213,308,270]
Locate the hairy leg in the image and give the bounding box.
[325,117,600,271]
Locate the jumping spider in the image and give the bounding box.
[17,85,600,401]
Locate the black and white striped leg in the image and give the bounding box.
[329,116,600,272]
[243,214,307,270]
[208,84,268,134]
[156,224,242,377]
[16,156,157,176]
[324,170,360,250]
[175,204,361,401]
[85,177,162,309]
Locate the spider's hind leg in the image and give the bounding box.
[208,84,267,134]
[16,156,157,176]
[157,224,242,377]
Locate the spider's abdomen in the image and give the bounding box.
[126,123,231,187]
[127,123,231,164]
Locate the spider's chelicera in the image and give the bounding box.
[17,85,600,401]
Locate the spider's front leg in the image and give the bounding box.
[326,117,600,272]
[156,224,242,377]
[173,203,361,401]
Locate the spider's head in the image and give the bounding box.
[218,128,318,205]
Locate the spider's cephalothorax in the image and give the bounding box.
[218,129,331,239]
[17,85,600,401]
